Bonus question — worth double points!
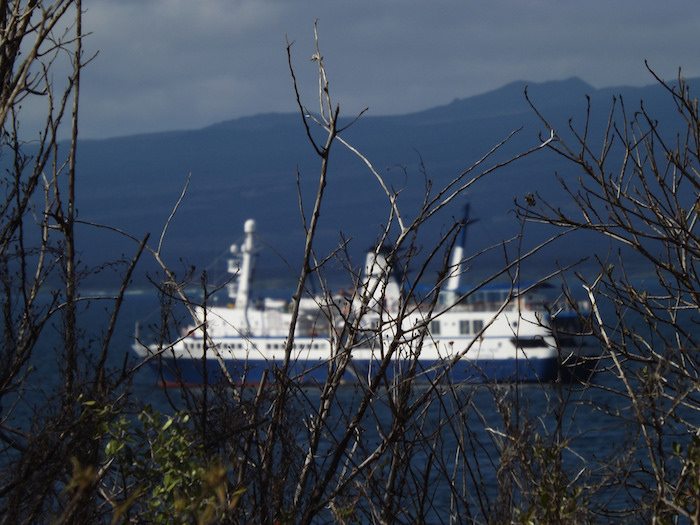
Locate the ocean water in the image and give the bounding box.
[9,289,699,521]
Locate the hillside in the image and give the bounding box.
[71,76,698,288]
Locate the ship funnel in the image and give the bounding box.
[445,203,473,292]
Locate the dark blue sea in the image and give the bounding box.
[11,289,700,522]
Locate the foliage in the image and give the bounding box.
[670,436,700,523]
[98,404,241,524]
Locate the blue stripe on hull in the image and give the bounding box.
[148,355,559,386]
[338,358,558,384]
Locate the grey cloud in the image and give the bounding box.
[67,0,700,139]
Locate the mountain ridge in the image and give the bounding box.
[69,75,698,287]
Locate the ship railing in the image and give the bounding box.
[450,300,547,313]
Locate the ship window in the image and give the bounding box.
[459,320,470,335]
[513,336,546,348]
[430,320,441,335]
[473,319,484,333]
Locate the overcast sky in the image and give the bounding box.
[68,1,700,139]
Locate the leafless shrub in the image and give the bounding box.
[516,64,700,523]
[0,2,148,523]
